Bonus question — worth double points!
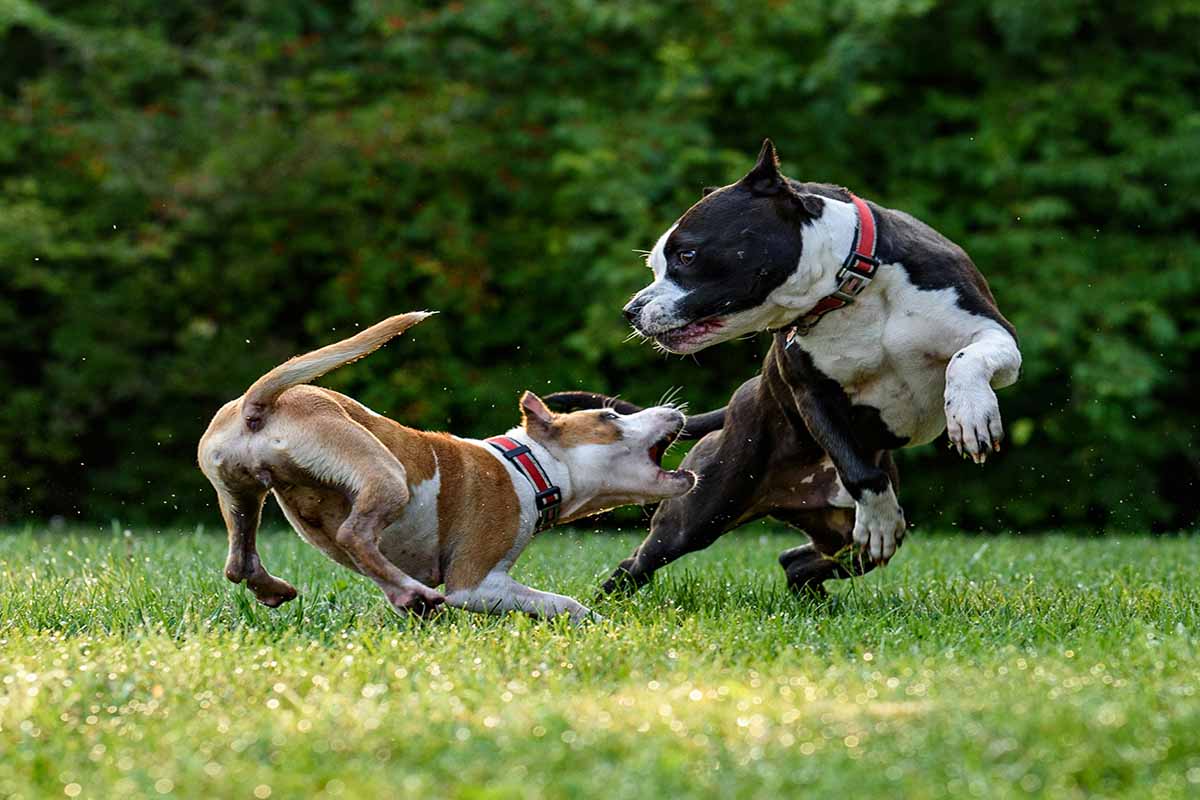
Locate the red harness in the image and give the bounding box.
[785,192,879,344]
[486,436,563,531]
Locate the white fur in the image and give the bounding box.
[447,406,689,622]
[647,223,676,279]
[823,454,907,559]
[560,407,688,515]
[944,329,1022,462]
[790,263,1017,448]
[821,456,855,508]
[378,464,442,585]
[851,485,905,562]
[635,223,690,334]
[445,570,597,623]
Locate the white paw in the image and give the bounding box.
[567,601,604,625]
[852,488,906,564]
[945,381,1003,464]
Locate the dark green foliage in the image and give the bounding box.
[1,0,1196,529]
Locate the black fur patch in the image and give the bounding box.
[775,342,909,456]
[662,183,808,323]
[655,141,826,325]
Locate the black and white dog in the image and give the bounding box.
[549,140,1021,594]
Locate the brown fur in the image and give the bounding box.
[520,395,622,448]
[431,435,522,591]
[200,313,687,620]
[551,411,623,447]
[202,383,524,598]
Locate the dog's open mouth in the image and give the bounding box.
[648,435,672,467]
[647,426,689,482]
[653,316,725,353]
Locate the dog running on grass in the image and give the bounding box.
[198,312,695,622]
[547,139,1021,596]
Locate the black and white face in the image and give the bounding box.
[623,140,826,354]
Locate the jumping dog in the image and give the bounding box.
[549,140,1020,595]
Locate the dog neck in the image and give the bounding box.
[489,427,580,524]
[490,428,653,528]
[761,197,861,326]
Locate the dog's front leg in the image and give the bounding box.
[446,572,600,624]
[945,328,1022,463]
[784,376,904,565]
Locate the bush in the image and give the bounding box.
[1,0,1197,530]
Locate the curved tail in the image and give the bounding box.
[242,311,433,430]
[544,391,726,441]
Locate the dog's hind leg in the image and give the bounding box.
[775,452,897,594]
[216,487,298,608]
[776,517,878,596]
[287,409,445,617]
[334,487,445,617]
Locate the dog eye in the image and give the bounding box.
[602,412,619,421]
[678,250,696,266]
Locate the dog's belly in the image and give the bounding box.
[273,486,357,570]
[272,473,445,587]
[377,472,442,586]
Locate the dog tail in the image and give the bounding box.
[241,311,434,430]
[544,391,726,441]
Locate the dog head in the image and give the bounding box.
[517,391,695,521]
[623,139,831,353]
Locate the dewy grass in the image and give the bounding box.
[2,526,1199,799]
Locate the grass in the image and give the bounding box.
[2,524,1199,799]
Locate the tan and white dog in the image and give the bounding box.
[198,312,694,622]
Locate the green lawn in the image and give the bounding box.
[2,525,1198,799]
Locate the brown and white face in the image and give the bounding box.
[518,392,696,519]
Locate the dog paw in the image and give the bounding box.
[852,488,906,564]
[246,573,298,608]
[387,585,446,617]
[945,382,1003,464]
[568,604,604,625]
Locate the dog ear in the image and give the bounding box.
[740,139,823,218]
[740,138,784,195]
[519,391,555,434]
[789,191,824,218]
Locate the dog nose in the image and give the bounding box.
[622,298,644,325]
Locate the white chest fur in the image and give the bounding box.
[789,264,1010,446]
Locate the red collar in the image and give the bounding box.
[785,192,879,344]
[486,436,562,531]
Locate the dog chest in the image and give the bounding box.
[787,267,991,446]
